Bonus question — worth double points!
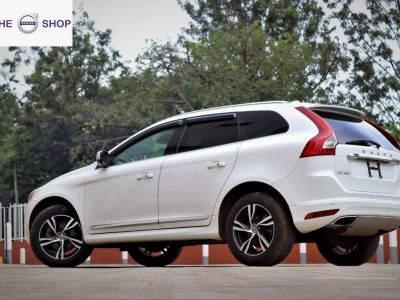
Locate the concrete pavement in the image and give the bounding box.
[0,264,399,299]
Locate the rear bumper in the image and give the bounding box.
[327,215,400,236]
[274,156,400,235]
[290,197,400,235]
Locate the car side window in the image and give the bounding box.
[113,128,177,165]
[177,118,238,153]
[239,111,289,140]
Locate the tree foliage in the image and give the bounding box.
[1,12,130,199]
[180,0,333,42]
[325,0,400,124]
[0,84,19,192]
[138,0,348,112]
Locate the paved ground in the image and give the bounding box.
[0,264,399,299]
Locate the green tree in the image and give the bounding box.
[73,75,170,165]
[180,0,335,43]
[136,0,348,112]
[4,11,129,200]
[0,84,19,195]
[326,0,400,126]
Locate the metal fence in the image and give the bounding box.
[0,203,26,242]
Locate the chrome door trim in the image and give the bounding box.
[90,219,158,230]
[158,215,210,224]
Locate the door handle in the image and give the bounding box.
[207,161,226,169]
[136,172,154,180]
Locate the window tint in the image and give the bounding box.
[239,111,289,140]
[177,118,238,153]
[113,128,176,165]
[317,112,398,152]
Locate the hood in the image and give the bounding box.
[43,163,97,187]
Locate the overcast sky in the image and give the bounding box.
[0,0,191,68]
[77,0,191,63]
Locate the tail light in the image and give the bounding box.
[296,106,337,158]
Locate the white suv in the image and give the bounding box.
[26,101,400,267]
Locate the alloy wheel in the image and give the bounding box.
[232,204,275,256]
[138,245,173,258]
[38,214,83,260]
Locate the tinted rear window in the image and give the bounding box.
[177,119,238,153]
[317,112,398,151]
[239,111,289,141]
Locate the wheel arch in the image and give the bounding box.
[218,181,294,240]
[29,197,78,230]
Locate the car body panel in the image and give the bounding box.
[158,142,240,228]
[24,163,94,243]
[335,144,400,194]
[84,157,165,234]
[274,156,400,234]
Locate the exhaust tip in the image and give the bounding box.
[333,216,357,226]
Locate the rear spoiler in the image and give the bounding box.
[308,105,366,121]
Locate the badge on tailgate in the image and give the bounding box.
[366,161,383,179]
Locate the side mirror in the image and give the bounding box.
[96,150,112,168]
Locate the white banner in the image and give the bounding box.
[0,0,72,46]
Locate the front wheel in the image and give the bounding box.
[225,192,295,266]
[317,235,379,266]
[30,204,92,267]
[128,243,182,267]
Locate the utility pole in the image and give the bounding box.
[13,164,19,204]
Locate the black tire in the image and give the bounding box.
[317,235,379,266]
[225,192,295,266]
[30,204,93,267]
[128,243,182,267]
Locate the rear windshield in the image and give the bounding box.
[316,111,398,152]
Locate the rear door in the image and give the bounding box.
[315,110,400,195]
[158,113,240,228]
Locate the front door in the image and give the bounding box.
[85,126,180,233]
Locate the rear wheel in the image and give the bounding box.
[30,204,92,267]
[317,235,379,266]
[225,192,295,266]
[128,243,182,267]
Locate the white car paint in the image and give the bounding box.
[85,156,164,233]
[158,142,240,228]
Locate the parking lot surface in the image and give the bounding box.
[0,264,399,299]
